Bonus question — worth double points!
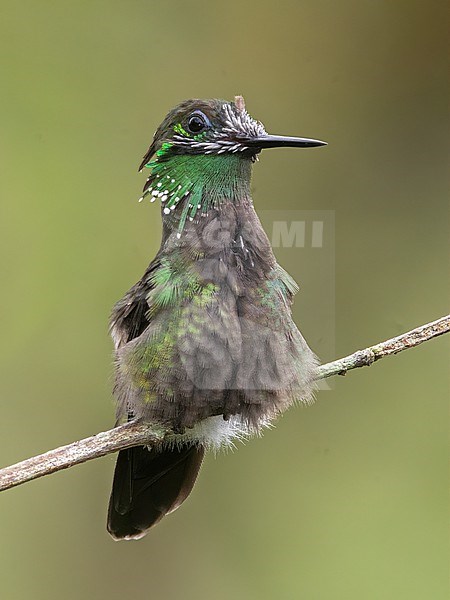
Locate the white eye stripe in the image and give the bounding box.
[222,103,266,138]
[171,103,267,154]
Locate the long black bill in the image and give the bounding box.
[245,134,327,149]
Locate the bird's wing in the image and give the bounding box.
[109,260,161,349]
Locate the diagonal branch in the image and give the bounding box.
[0,314,448,493]
[316,314,450,379]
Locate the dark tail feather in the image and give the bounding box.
[107,444,204,540]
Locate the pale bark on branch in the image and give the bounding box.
[0,314,448,494]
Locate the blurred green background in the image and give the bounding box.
[0,1,448,599]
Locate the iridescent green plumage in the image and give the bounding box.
[141,152,251,237]
[107,96,326,540]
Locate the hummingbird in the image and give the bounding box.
[107,96,326,540]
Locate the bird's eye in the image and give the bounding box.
[187,111,210,134]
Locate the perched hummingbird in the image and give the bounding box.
[107,96,326,540]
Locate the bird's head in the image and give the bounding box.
[139,96,326,170]
[138,96,326,237]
